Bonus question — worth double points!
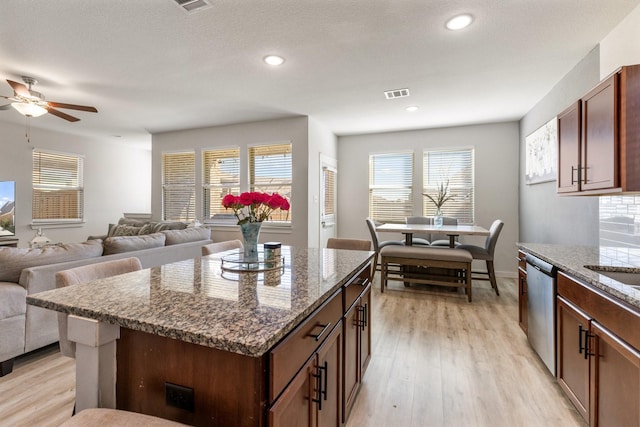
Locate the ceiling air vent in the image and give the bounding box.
[173,0,211,14]
[384,88,410,100]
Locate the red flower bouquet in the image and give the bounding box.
[222,192,290,225]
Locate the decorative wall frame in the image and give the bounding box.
[525,116,558,184]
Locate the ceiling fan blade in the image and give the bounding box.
[46,107,80,122]
[47,101,97,113]
[0,104,11,110]
[7,80,30,97]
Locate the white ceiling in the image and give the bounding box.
[1,0,639,148]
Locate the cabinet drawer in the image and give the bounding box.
[343,264,371,312]
[269,289,342,403]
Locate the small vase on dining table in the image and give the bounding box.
[240,222,262,262]
[434,207,443,228]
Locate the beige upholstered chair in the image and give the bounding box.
[55,257,143,358]
[59,408,187,426]
[327,237,372,251]
[201,239,244,256]
[430,217,462,246]
[405,216,432,246]
[457,219,504,295]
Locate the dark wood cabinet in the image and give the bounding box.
[270,322,343,427]
[557,64,640,195]
[517,251,528,333]
[342,280,372,422]
[557,271,640,426]
[590,321,640,427]
[557,296,590,422]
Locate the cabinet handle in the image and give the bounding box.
[579,325,594,359]
[571,165,582,185]
[307,323,332,342]
[354,277,368,286]
[312,366,323,410]
[356,306,366,331]
[320,361,328,402]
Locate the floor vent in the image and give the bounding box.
[384,88,410,99]
[173,0,212,14]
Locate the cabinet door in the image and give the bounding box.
[316,323,342,427]
[269,357,315,427]
[518,267,528,334]
[360,285,372,376]
[557,296,590,422]
[342,302,359,422]
[557,101,582,193]
[581,74,619,191]
[590,321,640,427]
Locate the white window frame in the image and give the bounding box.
[248,142,292,223]
[32,149,85,225]
[368,150,414,223]
[202,147,240,221]
[422,147,475,224]
[321,165,337,226]
[162,150,196,222]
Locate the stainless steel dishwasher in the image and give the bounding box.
[526,253,557,376]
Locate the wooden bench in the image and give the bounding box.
[380,246,473,301]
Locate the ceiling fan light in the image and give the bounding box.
[11,102,48,117]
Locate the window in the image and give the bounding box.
[321,166,336,225]
[162,151,195,221]
[369,152,413,222]
[423,148,474,224]
[32,150,84,223]
[202,148,240,219]
[249,143,292,222]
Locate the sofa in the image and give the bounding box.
[0,226,213,376]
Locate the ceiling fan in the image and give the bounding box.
[0,76,97,122]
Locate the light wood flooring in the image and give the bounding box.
[0,277,585,427]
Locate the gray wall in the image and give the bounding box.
[151,117,314,247]
[0,120,151,246]
[337,122,519,276]
[518,47,601,246]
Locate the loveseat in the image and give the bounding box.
[0,226,213,376]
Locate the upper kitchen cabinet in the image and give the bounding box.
[557,65,640,195]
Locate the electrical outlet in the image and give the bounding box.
[165,382,195,412]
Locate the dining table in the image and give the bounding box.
[376,222,490,247]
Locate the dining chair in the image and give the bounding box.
[55,257,143,358]
[456,219,504,295]
[365,218,404,279]
[430,217,462,246]
[202,239,244,256]
[327,237,372,251]
[405,216,432,246]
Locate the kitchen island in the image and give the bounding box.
[27,246,374,427]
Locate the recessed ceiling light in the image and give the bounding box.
[264,55,285,66]
[446,14,473,30]
[406,106,419,112]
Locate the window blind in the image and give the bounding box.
[248,143,292,222]
[423,148,474,224]
[202,148,240,219]
[162,151,195,221]
[369,152,413,222]
[321,167,336,224]
[32,150,84,222]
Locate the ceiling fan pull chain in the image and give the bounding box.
[25,116,31,143]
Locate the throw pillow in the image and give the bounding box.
[103,232,166,255]
[111,224,143,237]
[161,227,211,245]
[0,239,104,283]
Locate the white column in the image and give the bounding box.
[67,315,120,412]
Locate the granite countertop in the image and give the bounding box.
[27,246,374,358]
[517,243,640,309]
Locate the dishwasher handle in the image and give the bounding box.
[525,254,556,277]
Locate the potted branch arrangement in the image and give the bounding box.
[423,180,454,228]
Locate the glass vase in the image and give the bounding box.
[240,222,262,262]
[434,207,444,228]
